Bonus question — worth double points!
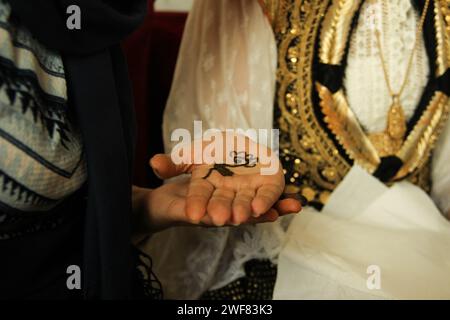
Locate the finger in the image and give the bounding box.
[199,209,280,227]
[247,208,279,224]
[207,188,235,226]
[280,193,308,206]
[199,214,214,226]
[231,188,256,225]
[185,178,214,222]
[149,154,194,180]
[251,183,283,217]
[274,199,302,216]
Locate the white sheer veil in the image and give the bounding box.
[140,0,285,299]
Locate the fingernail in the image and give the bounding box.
[153,168,162,179]
[281,193,308,206]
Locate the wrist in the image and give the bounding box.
[131,186,154,242]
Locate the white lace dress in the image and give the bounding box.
[143,0,450,299]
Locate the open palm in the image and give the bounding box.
[147,153,302,229]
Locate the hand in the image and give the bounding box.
[148,146,301,227]
[132,178,301,234]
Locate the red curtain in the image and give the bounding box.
[122,1,188,187]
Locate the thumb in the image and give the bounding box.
[149,154,195,180]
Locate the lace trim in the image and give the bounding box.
[135,249,163,299]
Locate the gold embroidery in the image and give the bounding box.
[269,0,450,206]
[319,0,362,65]
[440,0,450,65]
[396,92,450,179]
[316,84,380,172]
[276,0,348,205]
[316,0,450,180]
[435,0,449,76]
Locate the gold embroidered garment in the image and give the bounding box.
[261,0,450,207]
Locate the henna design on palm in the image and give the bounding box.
[202,151,258,179]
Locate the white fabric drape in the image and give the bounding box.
[431,120,450,215]
[274,166,450,299]
[162,0,276,149]
[143,0,450,299]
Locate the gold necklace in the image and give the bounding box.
[371,0,430,156]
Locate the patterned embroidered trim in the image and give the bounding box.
[0,56,72,148]
[319,0,362,65]
[435,0,449,76]
[316,84,380,172]
[275,0,346,206]
[440,0,450,69]
[0,169,57,207]
[0,186,86,240]
[396,92,450,179]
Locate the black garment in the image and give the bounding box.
[0,186,87,300]
[5,0,148,299]
[201,260,277,301]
